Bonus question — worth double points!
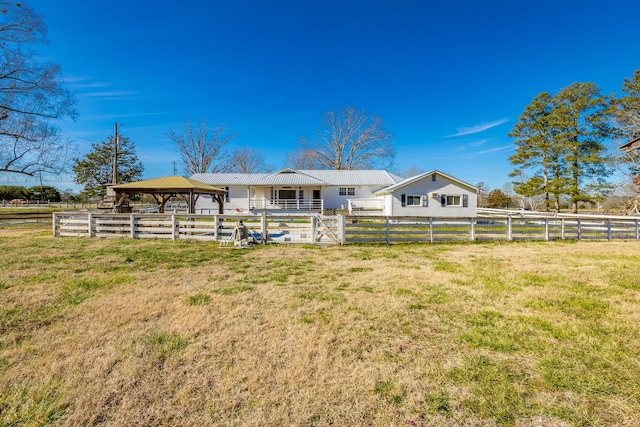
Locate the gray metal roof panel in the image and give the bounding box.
[191,173,269,186]
[192,169,402,187]
[298,170,400,186]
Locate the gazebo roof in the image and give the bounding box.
[111,176,226,194]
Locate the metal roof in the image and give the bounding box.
[375,170,478,194]
[112,176,226,193]
[191,173,269,186]
[192,169,402,186]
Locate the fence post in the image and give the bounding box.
[171,214,177,241]
[544,218,549,241]
[385,217,390,244]
[130,214,135,239]
[52,212,58,237]
[507,215,512,241]
[87,213,93,237]
[429,217,434,243]
[214,215,219,241]
[561,219,565,240]
[261,211,268,244]
[607,219,612,241]
[310,215,317,244]
[636,219,639,240]
[577,218,582,240]
[470,217,475,241]
[337,214,346,245]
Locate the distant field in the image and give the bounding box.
[1,226,639,426]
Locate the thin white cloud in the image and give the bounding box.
[471,139,490,147]
[476,145,512,155]
[85,90,140,98]
[463,144,513,159]
[448,118,510,137]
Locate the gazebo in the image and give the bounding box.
[110,176,226,214]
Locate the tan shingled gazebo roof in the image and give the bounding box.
[111,176,226,213]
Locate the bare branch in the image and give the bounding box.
[166,117,236,175]
[0,1,76,178]
[298,105,394,170]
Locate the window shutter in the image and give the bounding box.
[401,194,406,207]
[463,194,469,207]
[422,195,428,207]
[440,195,446,207]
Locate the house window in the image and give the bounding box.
[339,187,355,196]
[432,173,436,181]
[225,187,230,202]
[279,189,296,199]
[446,195,462,206]
[298,188,304,199]
[406,195,422,206]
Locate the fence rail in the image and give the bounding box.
[52,212,640,245]
[53,212,340,244]
[0,212,53,225]
[342,215,640,244]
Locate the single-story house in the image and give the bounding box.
[192,168,478,217]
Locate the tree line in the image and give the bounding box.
[0,185,63,202]
[71,104,395,200]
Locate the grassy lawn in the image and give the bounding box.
[1,226,639,426]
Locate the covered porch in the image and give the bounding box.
[248,185,323,211]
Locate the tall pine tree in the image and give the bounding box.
[509,83,614,213]
[554,83,613,213]
[508,92,565,211]
[73,134,144,200]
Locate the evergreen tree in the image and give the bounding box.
[72,134,143,200]
[616,68,640,140]
[509,84,614,213]
[554,82,613,213]
[508,92,565,211]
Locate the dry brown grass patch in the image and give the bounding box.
[1,228,640,425]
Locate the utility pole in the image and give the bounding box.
[112,123,119,184]
[172,161,177,176]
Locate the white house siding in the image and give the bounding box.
[197,186,249,213]
[325,186,379,209]
[388,177,477,217]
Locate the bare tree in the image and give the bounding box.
[475,181,491,208]
[229,148,272,173]
[297,105,394,170]
[284,148,321,169]
[167,118,236,175]
[398,165,424,178]
[0,1,77,176]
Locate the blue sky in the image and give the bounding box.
[8,0,640,191]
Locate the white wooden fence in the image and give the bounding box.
[342,216,640,243]
[52,212,339,244]
[52,212,640,245]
